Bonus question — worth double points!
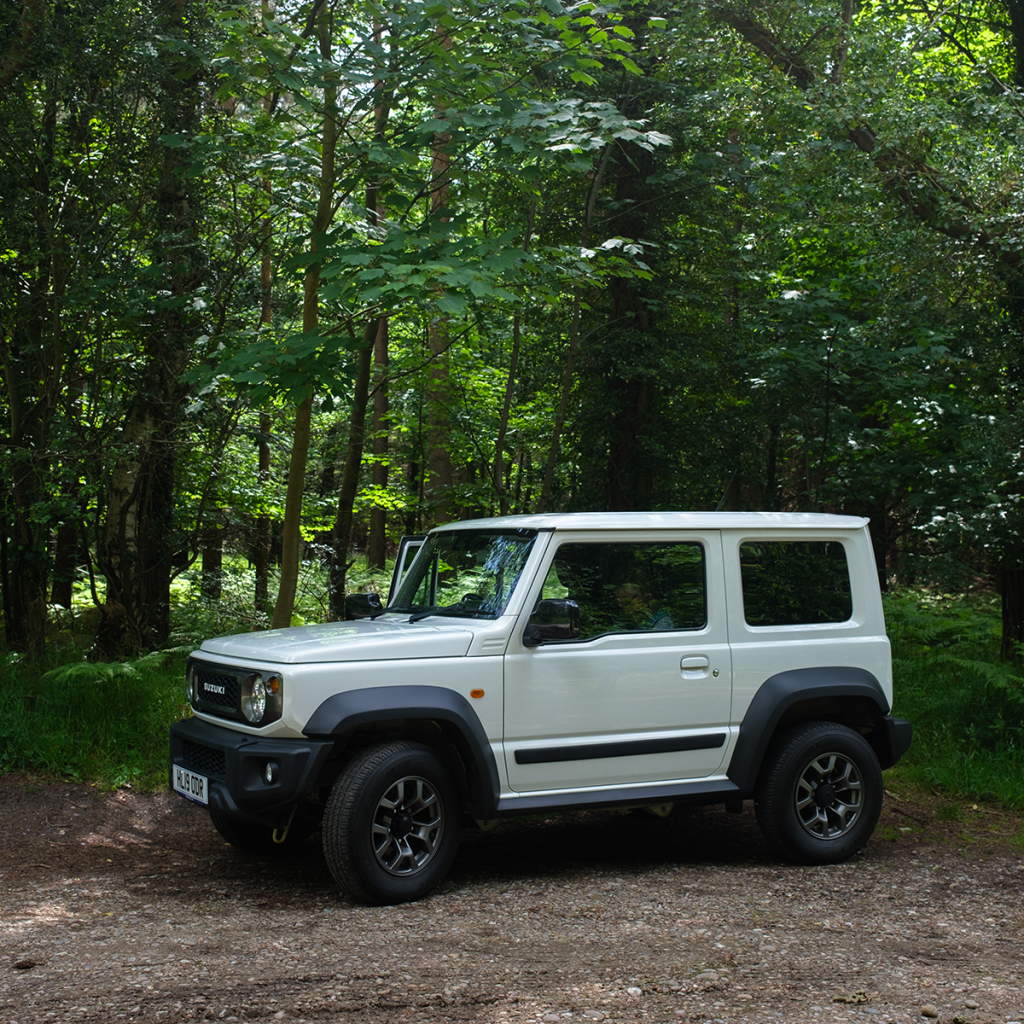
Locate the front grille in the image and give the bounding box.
[181,739,226,777]
[196,668,239,710]
[188,657,280,726]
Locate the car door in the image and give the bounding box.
[502,531,733,793]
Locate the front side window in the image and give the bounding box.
[389,529,537,619]
[740,540,852,626]
[532,541,706,641]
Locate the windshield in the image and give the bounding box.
[388,529,537,619]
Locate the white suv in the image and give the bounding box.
[170,512,911,904]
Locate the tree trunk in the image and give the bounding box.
[365,23,392,565]
[539,298,582,514]
[425,326,455,516]
[254,412,272,614]
[603,77,658,513]
[494,197,535,515]
[367,318,390,569]
[97,401,184,653]
[201,526,223,601]
[94,0,201,655]
[325,16,393,613]
[2,270,53,653]
[424,29,458,520]
[270,0,336,629]
[272,396,313,629]
[0,524,10,636]
[764,421,780,511]
[1,79,65,654]
[538,146,613,512]
[50,523,77,608]
[328,319,379,619]
[254,0,276,617]
[999,568,1024,661]
[494,313,522,516]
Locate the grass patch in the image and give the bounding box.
[887,589,1024,810]
[0,648,191,790]
[1,554,397,789]
[935,802,962,822]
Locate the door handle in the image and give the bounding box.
[680,656,710,670]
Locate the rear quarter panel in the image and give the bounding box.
[723,525,892,726]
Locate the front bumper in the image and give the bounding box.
[169,717,334,826]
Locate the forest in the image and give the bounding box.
[4,0,1024,663]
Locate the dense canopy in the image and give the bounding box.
[4,0,1024,656]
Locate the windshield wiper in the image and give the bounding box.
[407,606,440,623]
[407,601,489,623]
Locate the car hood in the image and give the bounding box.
[197,616,479,665]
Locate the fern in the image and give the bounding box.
[928,654,1024,705]
[39,646,193,686]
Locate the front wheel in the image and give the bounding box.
[755,722,883,865]
[323,741,462,905]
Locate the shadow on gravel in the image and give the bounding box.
[182,803,774,905]
[449,804,771,889]
[3,772,924,907]
[132,789,1006,909]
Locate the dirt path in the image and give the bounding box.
[2,775,1023,1024]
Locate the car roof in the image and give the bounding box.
[431,511,869,532]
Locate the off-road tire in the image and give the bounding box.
[323,740,461,905]
[755,721,883,865]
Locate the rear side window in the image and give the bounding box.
[740,540,852,626]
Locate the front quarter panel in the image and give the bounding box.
[303,683,502,819]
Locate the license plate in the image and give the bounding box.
[173,765,209,806]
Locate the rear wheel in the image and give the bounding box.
[755,722,882,865]
[323,740,461,905]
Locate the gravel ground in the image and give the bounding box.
[2,775,1024,1024]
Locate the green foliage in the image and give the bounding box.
[169,564,272,643]
[8,0,1024,664]
[0,551,407,788]
[167,552,398,640]
[0,649,192,790]
[184,0,666,410]
[887,590,1024,808]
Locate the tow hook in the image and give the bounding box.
[272,804,298,844]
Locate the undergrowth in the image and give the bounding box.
[1,554,396,790]
[169,553,394,644]
[886,589,1024,809]
[5,573,1024,809]
[0,647,191,790]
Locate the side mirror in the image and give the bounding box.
[345,592,384,620]
[523,598,580,646]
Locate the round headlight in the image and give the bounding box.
[242,673,267,724]
[185,663,196,704]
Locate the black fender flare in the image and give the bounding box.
[303,685,501,818]
[727,666,907,793]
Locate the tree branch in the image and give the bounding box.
[712,5,1022,272]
